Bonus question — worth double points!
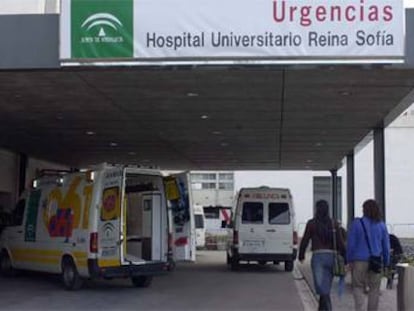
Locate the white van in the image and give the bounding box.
[0,164,171,290]
[225,187,297,271]
[193,205,205,248]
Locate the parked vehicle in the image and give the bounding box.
[224,187,298,271]
[203,205,231,236]
[194,204,206,248]
[0,164,171,290]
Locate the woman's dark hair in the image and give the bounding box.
[314,200,332,244]
[362,199,382,222]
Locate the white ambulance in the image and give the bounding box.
[193,204,206,249]
[225,187,298,271]
[0,164,171,290]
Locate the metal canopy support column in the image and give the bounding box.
[18,153,27,196]
[374,128,386,221]
[330,169,338,221]
[346,153,355,229]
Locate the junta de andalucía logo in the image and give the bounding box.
[80,12,125,43]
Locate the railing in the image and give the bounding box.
[388,223,414,239]
[201,222,414,250]
[297,222,414,239]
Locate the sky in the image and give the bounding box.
[406,0,414,7]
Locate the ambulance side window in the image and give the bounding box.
[11,199,26,226]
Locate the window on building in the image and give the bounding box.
[204,207,220,219]
[268,203,290,224]
[191,183,202,190]
[242,202,263,224]
[218,173,233,181]
[191,173,217,181]
[201,182,216,190]
[205,173,217,180]
[218,182,233,190]
[190,173,203,181]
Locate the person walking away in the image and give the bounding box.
[299,200,346,311]
[347,199,390,311]
[386,233,403,289]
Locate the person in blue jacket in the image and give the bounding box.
[347,199,390,311]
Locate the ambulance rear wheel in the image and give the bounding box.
[131,275,152,288]
[62,258,83,290]
[285,260,294,272]
[230,256,239,271]
[0,250,14,276]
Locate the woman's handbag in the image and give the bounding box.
[368,255,382,273]
[360,219,383,274]
[333,252,346,277]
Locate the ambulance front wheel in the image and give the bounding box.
[62,257,83,290]
[131,275,152,288]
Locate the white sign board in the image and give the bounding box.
[61,0,405,63]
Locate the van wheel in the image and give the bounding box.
[167,260,176,271]
[0,251,15,276]
[230,257,239,271]
[62,258,83,290]
[285,260,294,272]
[131,276,152,288]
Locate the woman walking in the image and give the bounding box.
[299,200,346,311]
[347,199,390,311]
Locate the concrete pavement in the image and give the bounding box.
[296,256,398,311]
[0,251,306,311]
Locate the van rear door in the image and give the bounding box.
[164,173,195,262]
[97,168,124,268]
[238,201,266,254]
[265,201,292,254]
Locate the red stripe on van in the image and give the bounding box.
[174,237,188,246]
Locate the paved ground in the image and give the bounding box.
[297,255,398,311]
[0,251,306,311]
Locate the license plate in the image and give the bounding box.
[243,240,264,247]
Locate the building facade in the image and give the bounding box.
[189,171,234,245]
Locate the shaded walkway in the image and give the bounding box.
[296,255,397,310]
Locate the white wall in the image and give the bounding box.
[191,189,234,207]
[385,127,414,236]
[0,0,59,14]
[354,140,374,217]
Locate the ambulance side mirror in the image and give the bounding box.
[221,220,227,229]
